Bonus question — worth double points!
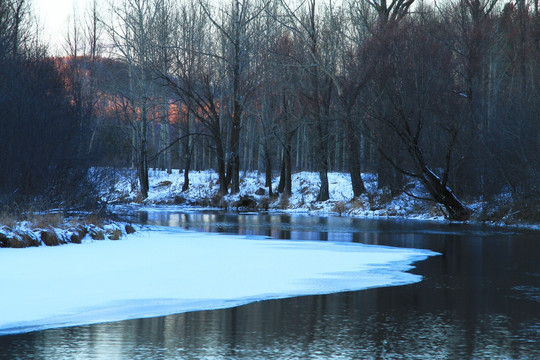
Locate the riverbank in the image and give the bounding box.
[2,168,536,249]
[106,168,539,229]
[0,213,136,248]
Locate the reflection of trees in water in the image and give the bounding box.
[7,288,535,359]
[3,214,538,359]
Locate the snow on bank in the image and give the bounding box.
[106,169,540,228]
[108,169,435,218]
[0,219,135,248]
[0,227,437,335]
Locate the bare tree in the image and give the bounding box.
[271,33,304,196]
[161,0,231,195]
[198,0,270,194]
[364,20,472,220]
[0,0,32,58]
[101,0,162,199]
[276,0,339,202]
[365,0,415,24]
[63,0,105,157]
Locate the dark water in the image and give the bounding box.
[1,209,539,359]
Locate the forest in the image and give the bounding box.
[0,0,538,221]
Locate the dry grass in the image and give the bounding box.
[0,211,18,228]
[134,192,145,204]
[82,213,106,227]
[258,197,271,211]
[107,229,123,240]
[1,207,68,230]
[332,201,347,215]
[40,229,63,246]
[28,212,65,229]
[477,197,540,224]
[156,180,172,187]
[211,194,228,208]
[429,205,447,218]
[511,198,540,223]
[0,204,134,248]
[349,198,366,210]
[278,194,290,209]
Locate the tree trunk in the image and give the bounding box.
[346,119,367,197]
[410,145,471,221]
[421,167,472,221]
[284,136,293,196]
[139,139,149,199]
[216,135,228,196]
[181,114,191,192]
[181,147,191,192]
[317,169,329,202]
[182,162,190,192]
[138,105,149,199]
[315,101,330,202]
[277,150,286,193]
[228,22,242,195]
[265,147,273,197]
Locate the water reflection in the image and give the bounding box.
[1,210,539,359]
[3,288,538,359]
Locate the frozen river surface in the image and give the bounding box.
[1,209,538,359]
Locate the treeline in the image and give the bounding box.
[4,0,540,220]
[0,0,100,211]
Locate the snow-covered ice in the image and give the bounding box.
[0,227,437,335]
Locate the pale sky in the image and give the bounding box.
[34,0,90,54]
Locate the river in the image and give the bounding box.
[1,209,539,359]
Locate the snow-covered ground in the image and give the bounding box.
[0,226,437,335]
[104,168,539,229]
[107,169,436,218]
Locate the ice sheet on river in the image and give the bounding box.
[0,227,438,335]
